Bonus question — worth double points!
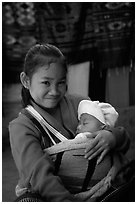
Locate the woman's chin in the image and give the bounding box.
[43,101,59,109]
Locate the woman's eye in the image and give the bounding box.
[58,81,66,86]
[42,81,50,86]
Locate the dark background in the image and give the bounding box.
[3,2,134,96]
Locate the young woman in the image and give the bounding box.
[9,44,130,202]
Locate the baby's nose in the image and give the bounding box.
[76,124,81,133]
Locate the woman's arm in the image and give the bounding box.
[9,118,78,202]
[105,126,130,153]
[84,126,130,163]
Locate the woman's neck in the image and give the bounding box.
[30,99,63,124]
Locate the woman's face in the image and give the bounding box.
[28,61,67,109]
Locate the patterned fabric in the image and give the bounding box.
[3,2,37,73]
[3,2,134,73]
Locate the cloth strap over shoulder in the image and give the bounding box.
[25,105,68,145]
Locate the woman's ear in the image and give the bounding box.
[20,72,30,89]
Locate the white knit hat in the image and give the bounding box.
[98,102,119,127]
[78,100,119,127]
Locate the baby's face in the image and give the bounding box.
[76,113,104,134]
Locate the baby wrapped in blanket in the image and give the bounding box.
[45,100,121,200]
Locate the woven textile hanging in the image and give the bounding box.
[3,2,134,73]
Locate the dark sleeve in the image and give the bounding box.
[104,126,130,154]
[9,119,78,202]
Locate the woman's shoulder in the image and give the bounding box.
[9,109,31,126]
[9,109,42,147]
[9,109,39,134]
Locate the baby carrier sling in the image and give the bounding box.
[15,105,135,202]
[22,106,98,192]
[20,106,114,197]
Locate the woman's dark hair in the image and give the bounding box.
[21,44,67,107]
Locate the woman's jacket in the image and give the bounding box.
[9,94,130,202]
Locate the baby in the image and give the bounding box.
[76,99,122,182]
[45,99,119,160]
[45,100,121,199]
[76,99,118,135]
[75,99,119,163]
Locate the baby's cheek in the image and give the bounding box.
[84,125,93,132]
[79,128,86,133]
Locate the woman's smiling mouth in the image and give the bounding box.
[45,97,60,103]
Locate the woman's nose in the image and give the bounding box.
[48,85,59,96]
